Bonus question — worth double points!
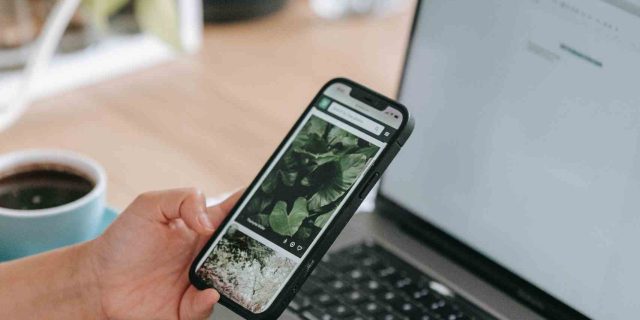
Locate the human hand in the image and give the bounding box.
[88,188,242,320]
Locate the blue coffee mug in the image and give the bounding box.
[0,150,107,262]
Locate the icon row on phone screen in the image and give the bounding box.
[283,238,304,251]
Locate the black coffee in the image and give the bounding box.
[0,167,94,210]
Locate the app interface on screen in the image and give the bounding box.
[195,89,401,313]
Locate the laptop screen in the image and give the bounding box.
[380,1,640,319]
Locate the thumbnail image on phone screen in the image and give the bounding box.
[193,81,405,314]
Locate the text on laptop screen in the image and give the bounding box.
[381,0,640,319]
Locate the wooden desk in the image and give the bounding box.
[0,1,415,209]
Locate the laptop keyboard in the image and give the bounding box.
[287,242,495,320]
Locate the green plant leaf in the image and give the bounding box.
[305,117,328,137]
[308,180,344,211]
[338,154,368,189]
[262,151,298,192]
[308,154,367,211]
[134,0,181,49]
[313,208,335,228]
[293,117,327,150]
[82,0,129,30]
[295,226,312,240]
[246,195,271,215]
[359,145,379,158]
[261,167,297,192]
[300,176,311,187]
[299,151,339,187]
[279,170,297,187]
[268,198,309,237]
[328,126,358,148]
[261,172,278,193]
[316,153,340,164]
[257,214,270,227]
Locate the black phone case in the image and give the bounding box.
[189,78,414,319]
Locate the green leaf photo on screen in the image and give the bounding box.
[238,115,379,247]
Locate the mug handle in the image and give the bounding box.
[0,0,81,132]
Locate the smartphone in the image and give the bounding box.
[190,78,413,319]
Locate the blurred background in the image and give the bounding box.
[0,0,416,209]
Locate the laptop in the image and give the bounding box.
[215,0,640,319]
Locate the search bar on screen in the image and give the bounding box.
[327,102,385,135]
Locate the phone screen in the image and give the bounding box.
[194,82,404,313]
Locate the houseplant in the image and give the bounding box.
[84,0,181,48]
[0,0,191,132]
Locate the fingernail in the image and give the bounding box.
[197,212,214,231]
[211,289,220,302]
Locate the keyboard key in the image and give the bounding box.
[361,301,384,315]
[327,304,355,317]
[353,274,373,285]
[429,299,457,317]
[394,301,423,318]
[416,292,442,308]
[378,266,397,278]
[446,314,464,320]
[345,290,367,304]
[384,294,422,315]
[388,297,407,310]
[313,293,337,307]
[429,299,447,311]
[393,277,414,289]
[364,280,384,293]
[412,288,430,299]
[328,280,349,293]
[376,313,400,320]
[348,269,366,281]
[301,308,332,320]
[380,291,397,302]
[289,295,311,312]
[441,307,468,320]
[361,256,383,269]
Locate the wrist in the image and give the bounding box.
[74,240,106,319]
[0,239,107,319]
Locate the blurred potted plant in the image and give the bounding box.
[0,0,182,69]
[0,0,196,132]
[84,0,181,48]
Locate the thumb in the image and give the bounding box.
[180,286,220,320]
